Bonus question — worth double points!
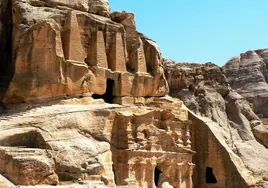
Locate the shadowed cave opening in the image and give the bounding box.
[154,166,162,187]
[0,131,49,149]
[206,167,217,184]
[0,0,14,102]
[92,79,115,104]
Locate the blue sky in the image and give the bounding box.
[109,1,267,66]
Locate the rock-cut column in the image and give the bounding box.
[176,162,184,188]
[187,162,195,188]
[146,157,157,188]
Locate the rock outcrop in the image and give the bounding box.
[223,49,268,119]
[223,49,268,155]
[0,96,194,187]
[0,0,189,187]
[1,0,168,104]
[1,0,268,187]
[164,59,268,187]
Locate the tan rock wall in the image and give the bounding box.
[189,112,250,188]
[4,19,65,103]
[2,3,168,103]
[0,97,194,187]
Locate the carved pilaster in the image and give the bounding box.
[176,162,184,188]
[146,157,157,188]
[187,162,195,188]
[126,121,135,149]
[140,159,147,187]
[127,160,136,185]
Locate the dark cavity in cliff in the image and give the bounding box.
[0,0,14,102]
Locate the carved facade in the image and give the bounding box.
[3,7,168,104]
[112,103,195,187]
[0,1,195,187]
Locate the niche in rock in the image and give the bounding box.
[206,167,217,184]
[92,79,115,104]
[154,166,162,187]
[0,130,49,149]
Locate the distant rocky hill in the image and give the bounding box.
[223,49,268,119]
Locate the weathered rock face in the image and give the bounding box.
[1,0,168,104]
[0,96,194,187]
[164,59,268,187]
[223,49,268,118]
[1,0,268,188]
[0,1,186,187]
[164,60,229,121]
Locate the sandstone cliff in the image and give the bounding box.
[0,0,268,188]
[0,0,168,104]
[164,59,268,187]
[0,97,195,187]
[0,0,191,188]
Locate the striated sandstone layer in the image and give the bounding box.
[164,59,268,187]
[223,49,268,119]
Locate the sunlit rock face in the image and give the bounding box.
[1,0,168,104]
[0,1,190,188]
[223,49,268,119]
[1,0,268,188]
[0,96,195,187]
[164,59,268,188]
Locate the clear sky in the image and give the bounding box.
[109,1,267,66]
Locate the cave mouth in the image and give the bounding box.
[206,167,217,184]
[92,79,115,104]
[154,166,162,187]
[0,0,14,101]
[0,131,49,149]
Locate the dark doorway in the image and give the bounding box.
[154,166,162,187]
[206,167,217,184]
[92,79,115,103]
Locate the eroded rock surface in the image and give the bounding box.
[0,97,194,187]
[1,0,168,104]
[1,0,268,187]
[223,49,268,119]
[164,59,268,187]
